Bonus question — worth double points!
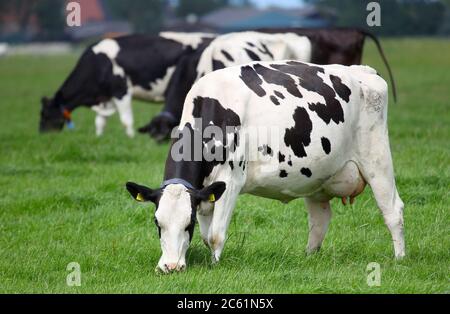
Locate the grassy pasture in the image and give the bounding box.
[0,38,448,293]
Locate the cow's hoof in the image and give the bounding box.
[211,253,221,265]
[305,246,321,255]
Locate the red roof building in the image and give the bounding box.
[0,0,131,42]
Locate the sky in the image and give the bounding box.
[251,0,304,8]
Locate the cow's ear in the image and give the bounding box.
[195,181,226,203]
[126,182,160,203]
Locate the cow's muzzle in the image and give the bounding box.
[155,262,186,274]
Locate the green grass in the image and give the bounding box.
[0,38,449,293]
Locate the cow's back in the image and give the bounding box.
[196,32,312,77]
[181,61,387,200]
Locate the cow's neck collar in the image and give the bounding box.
[163,158,205,190]
[161,178,194,190]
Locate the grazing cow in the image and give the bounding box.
[125,60,405,273]
[139,31,312,141]
[139,31,313,140]
[139,28,396,141]
[39,32,215,137]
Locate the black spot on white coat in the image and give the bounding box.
[212,59,226,70]
[221,50,234,62]
[274,90,285,99]
[330,75,351,102]
[244,48,261,61]
[270,95,280,105]
[257,42,274,59]
[271,61,344,124]
[239,65,266,97]
[254,64,303,98]
[321,137,331,154]
[300,167,312,177]
[284,107,313,158]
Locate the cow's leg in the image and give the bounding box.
[357,90,405,258]
[197,213,213,248]
[360,152,405,259]
[207,182,241,263]
[114,91,134,138]
[95,114,107,136]
[379,187,405,259]
[304,198,332,254]
[92,102,115,136]
[197,201,214,247]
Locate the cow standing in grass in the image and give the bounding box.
[140,28,396,142]
[126,60,405,273]
[39,32,214,137]
[140,31,312,141]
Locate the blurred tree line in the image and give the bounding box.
[0,0,165,40]
[1,0,448,42]
[176,0,230,17]
[0,0,231,41]
[107,0,164,33]
[0,0,64,40]
[307,0,449,36]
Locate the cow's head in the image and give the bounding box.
[125,181,226,273]
[39,97,66,132]
[138,113,178,142]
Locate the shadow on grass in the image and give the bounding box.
[185,242,212,269]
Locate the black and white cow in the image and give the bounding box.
[139,28,397,141]
[139,31,312,141]
[126,60,405,273]
[39,32,215,137]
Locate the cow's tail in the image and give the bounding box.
[361,30,397,103]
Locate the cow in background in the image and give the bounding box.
[139,31,312,141]
[139,28,396,141]
[39,32,215,137]
[260,28,396,99]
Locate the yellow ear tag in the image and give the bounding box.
[208,194,215,203]
[136,193,144,202]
